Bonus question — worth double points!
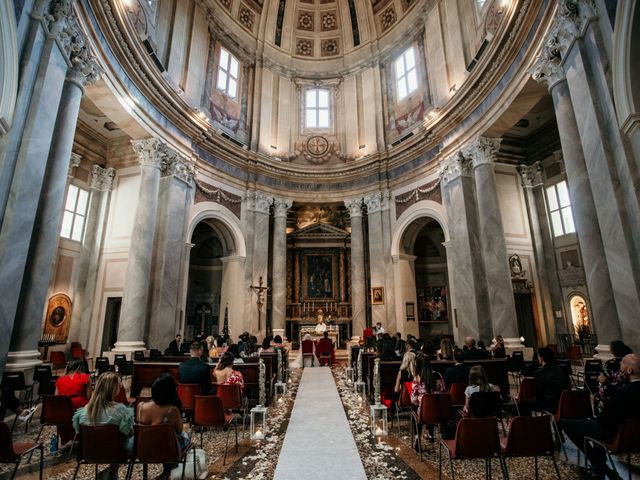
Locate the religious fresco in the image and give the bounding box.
[304,254,334,298]
[570,294,591,341]
[42,293,72,342]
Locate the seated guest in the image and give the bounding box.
[258,337,274,355]
[240,338,259,359]
[535,347,571,412]
[227,343,243,361]
[594,340,632,414]
[237,332,250,355]
[410,353,445,448]
[363,335,377,353]
[444,349,471,387]
[272,335,285,350]
[462,337,481,360]
[167,334,182,356]
[490,335,506,358]
[213,352,245,389]
[374,322,386,335]
[377,338,396,361]
[317,331,334,365]
[394,339,417,393]
[421,340,437,358]
[437,338,454,361]
[55,359,92,445]
[214,336,228,357]
[561,354,640,479]
[477,341,491,358]
[138,373,189,477]
[205,336,216,360]
[463,366,498,415]
[178,342,213,395]
[73,372,133,479]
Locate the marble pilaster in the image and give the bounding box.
[345,199,366,338]
[363,192,386,328]
[68,165,115,349]
[271,198,292,335]
[219,255,246,338]
[246,191,272,337]
[147,154,196,350]
[439,153,490,341]
[6,34,99,370]
[113,138,169,354]
[518,162,566,340]
[462,137,517,339]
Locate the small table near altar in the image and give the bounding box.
[299,325,340,348]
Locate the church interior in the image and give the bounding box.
[1,0,640,478]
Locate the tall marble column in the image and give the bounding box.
[6,38,99,371]
[519,162,566,340]
[245,191,271,337]
[148,154,196,350]
[364,192,385,328]
[113,138,169,354]
[440,153,490,341]
[462,137,518,340]
[271,198,292,337]
[68,164,116,349]
[345,199,366,338]
[531,12,625,354]
[0,3,84,373]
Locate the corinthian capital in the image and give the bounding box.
[438,152,472,187]
[461,137,501,168]
[273,198,293,218]
[131,138,173,170]
[162,153,196,185]
[344,199,363,218]
[248,191,272,214]
[363,192,383,214]
[68,152,81,177]
[558,0,597,36]
[518,162,544,188]
[90,165,116,191]
[67,43,100,88]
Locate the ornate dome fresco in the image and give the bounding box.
[78,0,550,198]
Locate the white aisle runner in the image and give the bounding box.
[273,367,367,480]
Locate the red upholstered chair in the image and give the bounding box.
[72,424,132,480]
[394,382,413,437]
[316,339,333,366]
[584,418,640,480]
[439,417,507,480]
[514,377,537,416]
[0,422,44,480]
[49,351,67,373]
[448,382,466,408]
[216,384,248,435]
[468,391,506,434]
[114,386,131,405]
[412,393,452,458]
[130,424,194,480]
[301,340,316,367]
[177,384,200,423]
[500,415,561,479]
[551,389,593,460]
[192,396,237,464]
[363,328,373,339]
[33,395,76,461]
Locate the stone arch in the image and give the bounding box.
[0,0,18,135]
[188,202,246,258]
[391,200,449,257]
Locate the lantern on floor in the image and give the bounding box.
[370,403,388,437]
[250,405,267,441]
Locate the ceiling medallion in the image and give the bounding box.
[306,136,330,156]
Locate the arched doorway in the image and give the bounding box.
[400,218,450,339]
[185,219,238,340]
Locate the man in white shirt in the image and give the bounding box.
[374,322,385,335]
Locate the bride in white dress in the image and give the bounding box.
[291,333,319,368]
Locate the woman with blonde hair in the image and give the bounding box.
[437,338,454,361]
[73,372,134,479]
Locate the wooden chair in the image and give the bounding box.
[412,393,452,459]
[72,424,132,479]
[584,418,640,480]
[192,396,237,464]
[177,384,200,423]
[0,422,43,480]
[501,415,561,479]
[216,384,248,436]
[439,417,507,480]
[129,424,194,480]
[301,340,316,367]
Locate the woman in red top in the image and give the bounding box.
[56,359,91,409]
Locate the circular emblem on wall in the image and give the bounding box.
[47,294,72,328]
[306,136,330,157]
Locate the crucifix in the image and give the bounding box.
[249,276,270,330]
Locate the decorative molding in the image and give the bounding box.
[247,191,272,214]
[461,137,502,168]
[131,138,175,170]
[162,154,196,185]
[272,198,293,218]
[90,164,116,191]
[394,179,442,218]
[194,180,242,218]
[344,198,363,218]
[518,162,544,188]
